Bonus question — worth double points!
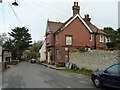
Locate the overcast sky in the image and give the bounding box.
[0,0,119,42]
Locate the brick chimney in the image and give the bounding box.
[83,14,91,25]
[72,2,80,16]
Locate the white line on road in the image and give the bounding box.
[67,86,71,88]
[79,80,88,84]
[20,80,24,88]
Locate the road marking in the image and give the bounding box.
[67,86,71,88]
[79,81,88,84]
[20,80,24,88]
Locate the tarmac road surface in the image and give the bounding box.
[2,62,104,89]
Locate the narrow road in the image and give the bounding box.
[2,62,101,89]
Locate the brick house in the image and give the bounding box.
[45,2,107,65]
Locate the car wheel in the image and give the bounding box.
[93,77,102,88]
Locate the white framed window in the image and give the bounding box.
[90,34,92,41]
[99,34,104,42]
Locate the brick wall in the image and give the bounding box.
[69,50,119,71]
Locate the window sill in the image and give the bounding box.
[99,41,104,43]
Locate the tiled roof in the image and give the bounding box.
[47,15,105,35]
[56,17,73,33]
[48,21,63,32]
[87,22,106,34]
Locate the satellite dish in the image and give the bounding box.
[12,0,18,6]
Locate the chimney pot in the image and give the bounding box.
[87,14,89,18]
[84,14,91,24]
[85,14,89,18]
[72,2,80,16]
[74,2,76,6]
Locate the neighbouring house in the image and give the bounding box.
[45,2,107,66]
[2,48,12,63]
[39,40,46,62]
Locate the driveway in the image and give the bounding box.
[2,62,102,89]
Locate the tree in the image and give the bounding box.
[102,27,117,49]
[115,27,120,50]
[0,33,8,44]
[3,38,17,59]
[23,40,43,59]
[29,40,43,58]
[8,27,32,60]
[116,27,120,43]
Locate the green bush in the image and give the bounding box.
[115,43,120,50]
[70,48,88,53]
[78,48,88,53]
[71,49,79,52]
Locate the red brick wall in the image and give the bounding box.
[56,17,94,47]
[55,17,106,49]
[46,33,54,47]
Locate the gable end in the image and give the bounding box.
[60,14,92,33]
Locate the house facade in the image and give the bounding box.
[45,2,107,65]
[2,48,12,63]
[39,40,46,62]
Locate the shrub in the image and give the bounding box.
[71,49,79,52]
[78,48,88,53]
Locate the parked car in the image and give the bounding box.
[30,59,36,63]
[91,63,120,88]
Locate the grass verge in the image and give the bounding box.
[61,68,95,77]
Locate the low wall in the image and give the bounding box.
[69,50,119,71]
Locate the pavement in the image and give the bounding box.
[40,63,65,70]
[2,62,105,89]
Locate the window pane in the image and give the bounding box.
[90,34,92,41]
[56,50,59,60]
[107,64,120,74]
[99,34,104,42]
